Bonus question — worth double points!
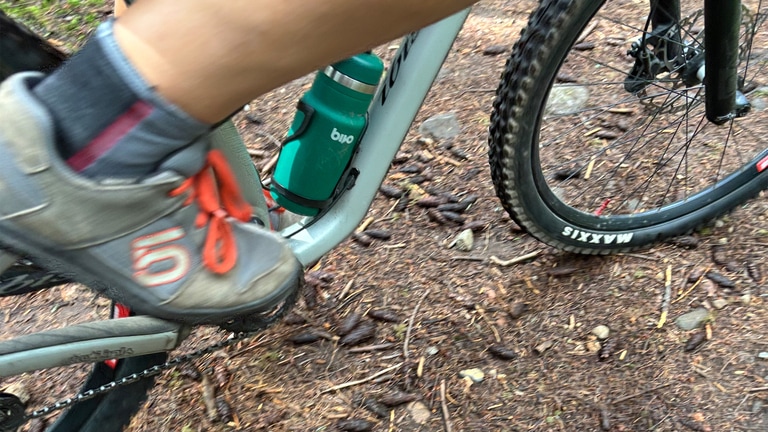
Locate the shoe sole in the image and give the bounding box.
[0,222,303,326]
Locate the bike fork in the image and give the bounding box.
[629,0,749,122]
[704,0,742,124]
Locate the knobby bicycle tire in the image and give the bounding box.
[0,10,163,432]
[489,0,768,254]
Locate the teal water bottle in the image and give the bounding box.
[270,53,384,216]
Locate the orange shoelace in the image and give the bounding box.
[169,149,252,274]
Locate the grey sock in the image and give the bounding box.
[33,20,210,179]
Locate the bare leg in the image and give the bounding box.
[114,0,478,122]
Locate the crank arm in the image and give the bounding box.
[0,316,189,376]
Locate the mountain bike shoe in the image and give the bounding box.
[0,73,303,326]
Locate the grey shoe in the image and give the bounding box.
[0,73,302,325]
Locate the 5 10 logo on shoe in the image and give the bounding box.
[132,227,191,286]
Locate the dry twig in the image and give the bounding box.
[612,383,673,404]
[440,379,453,432]
[489,250,541,266]
[347,343,396,353]
[320,362,403,394]
[657,265,672,328]
[475,305,501,343]
[356,217,375,233]
[404,289,431,361]
[576,21,598,44]
[747,386,768,393]
[673,266,711,304]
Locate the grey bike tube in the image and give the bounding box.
[0,316,186,376]
[284,9,470,265]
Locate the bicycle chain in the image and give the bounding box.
[23,331,251,422]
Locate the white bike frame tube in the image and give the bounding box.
[284,9,470,265]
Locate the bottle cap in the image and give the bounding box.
[324,53,384,94]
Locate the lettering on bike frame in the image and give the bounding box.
[380,32,419,105]
[69,347,136,364]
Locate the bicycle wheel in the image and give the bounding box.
[0,11,163,431]
[489,0,768,254]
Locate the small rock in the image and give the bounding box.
[758,352,768,360]
[711,298,728,310]
[425,346,439,356]
[452,229,474,252]
[459,368,485,383]
[740,294,752,305]
[407,401,431,424]
[545,85,590,115]
[592,325,611,340]
[674,308,710,331]
[534,340,554,355]
[418,112,461,140]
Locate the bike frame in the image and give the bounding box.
[0,8,471,377]
[280,10,471,265]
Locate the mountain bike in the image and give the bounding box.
[1,0,767,430]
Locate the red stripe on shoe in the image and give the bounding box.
[66,100,153,172]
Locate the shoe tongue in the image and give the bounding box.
[157,136,210,178]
